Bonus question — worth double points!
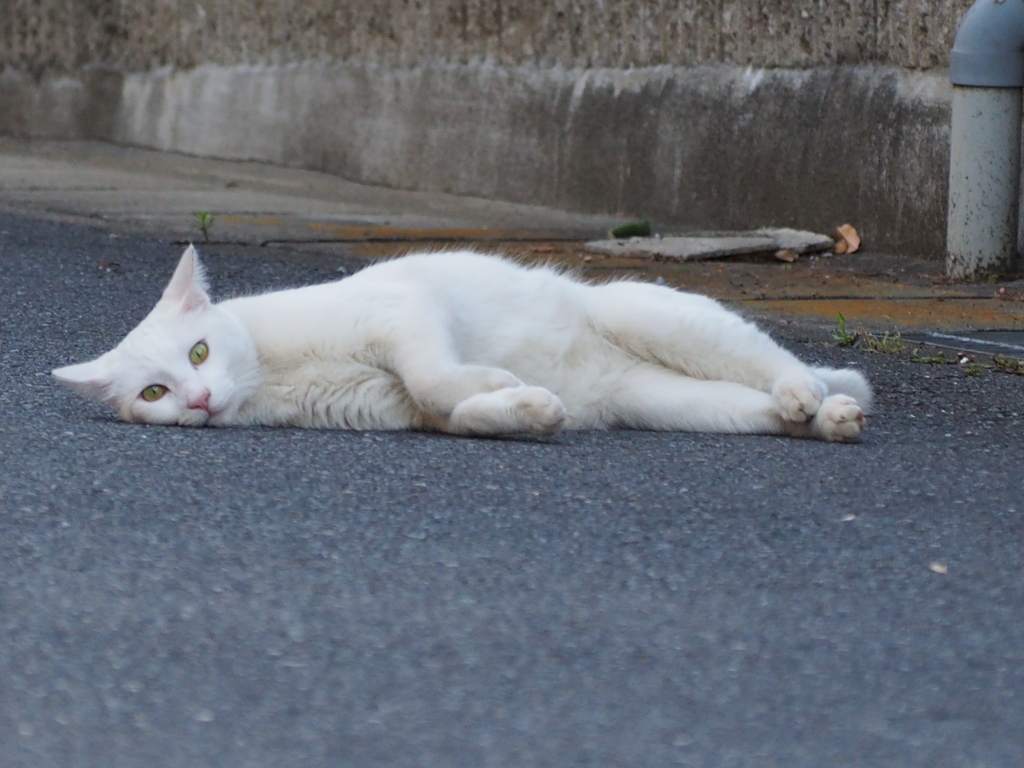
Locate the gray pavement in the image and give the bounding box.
[2,212,1024,767]
[0,139,619,243]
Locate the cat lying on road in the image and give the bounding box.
[53,246,871,441]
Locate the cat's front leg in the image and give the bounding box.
[384,295,565,434]
[404,364,568,436]
[446,386,567,436]
[385,297,529,416]
[403,364,527,417]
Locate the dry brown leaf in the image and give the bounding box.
[836,223,861,254]
[774,249,798,263]
[928,562,949,575]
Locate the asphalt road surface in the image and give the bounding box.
[2,213,1024,768]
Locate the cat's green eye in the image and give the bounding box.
[141,384,167,402]
[189,341,209,365]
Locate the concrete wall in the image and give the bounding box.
[1,0,971,71]
[1,1,972,256]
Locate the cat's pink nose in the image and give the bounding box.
[187,389,211,411]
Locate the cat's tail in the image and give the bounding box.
[815,367,874,414]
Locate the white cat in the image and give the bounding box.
[52,245,871,441]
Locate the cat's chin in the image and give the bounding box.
[205,407,237,427]
[176,410,213,428]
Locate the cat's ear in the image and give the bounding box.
[161,245,211,312]
[52,355,118,405]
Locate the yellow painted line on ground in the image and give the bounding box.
[218,215,289,227]
[739,298,1024,329]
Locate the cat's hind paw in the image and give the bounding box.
[810,394,864,442]
[772,375,827,423]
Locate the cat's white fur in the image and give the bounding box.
[53,245,872,441]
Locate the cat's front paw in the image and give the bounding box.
[811,394,864,442]
[772,375,826,423]
[515,387,567,435]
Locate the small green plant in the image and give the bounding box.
[987,274,1000,284]
[831,313,858,347]
[962,362,987,377]
[609,220,652,239]
[192,211,215,243]
[992,354,1024,375]
[910,348,950,365]
[861,331,906,355]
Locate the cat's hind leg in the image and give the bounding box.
[607,364,863,442]
[797,394,865,442]
[772,369,873,423]
[586,281,871,422]
[587,281,810,391]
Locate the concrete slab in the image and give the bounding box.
[583,235,779,261]
[754,228,836,254]
[583,228,835,262]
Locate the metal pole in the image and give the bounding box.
[947,87,1022,279]
[946,0,1024,279]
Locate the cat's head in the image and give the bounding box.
[52,245,260,427]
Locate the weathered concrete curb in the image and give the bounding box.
[0,62,952,257]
